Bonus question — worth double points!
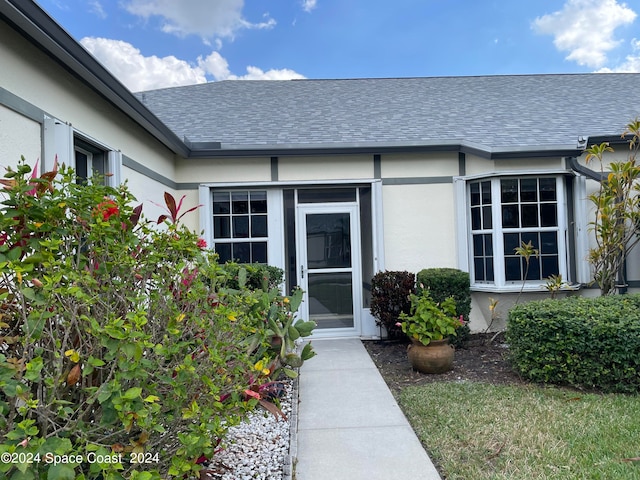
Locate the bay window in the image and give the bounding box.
[467,175,568,289]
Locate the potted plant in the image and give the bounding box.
[397,290,464,373]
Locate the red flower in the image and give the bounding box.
[196,238,207,249]
[94,199,119,221]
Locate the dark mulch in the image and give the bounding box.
[363,333,525,396]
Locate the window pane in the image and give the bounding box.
[521,232,537,249]
[213,191,230,214]
[521,204,538,227]
[505,257,522,281]
[502,205,519,228]
[539,178,556,201]
[542,256,559,278]
[251,215,268,237]
[482,206,493,229]
[526,257,541,280]
[470,183,480,206]
[520,178,538,202]
[486,258,494,281]
[233,216,249,238]
[251,242,268,263]
[503,233,520,255]
[214,216,231,238]
[484,234,493,256]
[474,258,485,281]
[250,191,268,213]
[501,179,518,203]
[298,188,356,203]
[540,203,557,227]
[540,232,558,254]
[481,181,492,204]
[216,243,231,263]
[473,235,483,256]
[232,192,249,214]
[233,242,251,263]
[471,207,481,230]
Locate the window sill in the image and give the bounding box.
[470,283,583,294]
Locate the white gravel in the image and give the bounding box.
[206,380,295,480]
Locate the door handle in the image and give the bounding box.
[301,264,305,279]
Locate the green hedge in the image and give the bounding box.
[507,294,640,393]
[416,268,471,346]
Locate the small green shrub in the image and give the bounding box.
[224,262,284,291]
[370,271,415,339]
[416,268,471,346]
[507,294,640,393]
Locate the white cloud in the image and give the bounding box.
[81,37,305,91]
[123,0,275,42]
[597,37,640,72]
[533,0,637,68]
[88,1,107,19]
[81,37,207,91]
[302,0,317,12]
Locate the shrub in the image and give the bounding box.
[0,159,301,479]
[224,262,284,291]
[370,271,415,339]
[507,294,640,393]
[416,268,471,346]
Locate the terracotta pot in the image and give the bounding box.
[407,338,454,374]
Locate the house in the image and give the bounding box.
[2,0,640,338]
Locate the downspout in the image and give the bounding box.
[565,155,628,294]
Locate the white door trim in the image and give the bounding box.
[296,203,362,338]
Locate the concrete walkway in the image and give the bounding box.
[295,338,442,480]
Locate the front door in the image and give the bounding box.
[297,204,361,336]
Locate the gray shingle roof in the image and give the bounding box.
[136,74,640,154]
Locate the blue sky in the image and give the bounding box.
[38,0,640,92]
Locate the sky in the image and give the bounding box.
[38,0,640,92]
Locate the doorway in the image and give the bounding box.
[296,203,362,336]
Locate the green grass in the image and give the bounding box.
[399,382,640,480]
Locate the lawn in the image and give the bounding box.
[399,382,640,480]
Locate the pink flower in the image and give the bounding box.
[196,238,207,249]
[395,322,402,327]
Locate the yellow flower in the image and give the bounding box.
[64,349,80,363]
[227,313,237,322]
[34,222,43,228]
[283,297,290,304]
[176,313,186,322]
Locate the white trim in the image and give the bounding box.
[202,178,376,189]
[106,151,122,188]
[453,177,469,271]
[573,174,591,284]
[456,169,572,182]
[266,189,284,272]
[198,186,211,243]
[43,116,73,171]
[371,180,385,272]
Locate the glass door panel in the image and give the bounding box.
[307,272,354,329]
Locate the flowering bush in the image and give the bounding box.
[0,159,306,479]
[397,290,463,345]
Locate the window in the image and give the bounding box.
[468,176,567,288]
[75,140,106,185]
[213,190,268,263]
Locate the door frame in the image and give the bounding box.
[296,203,362,337]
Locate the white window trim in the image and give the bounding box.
[43,115,121,187]
[456,172,576,293]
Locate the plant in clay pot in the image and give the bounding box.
[397,290,464,373]
[397,290,463,346]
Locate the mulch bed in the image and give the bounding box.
[363,333,525,396]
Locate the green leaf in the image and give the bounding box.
[46,464,77,480]
[123,387,142,400]
[287,325,300,341]
[10,470,35,480]
[282,367,298,379]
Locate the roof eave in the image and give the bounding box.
[188,140,583,159]
[0,0,190,157]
